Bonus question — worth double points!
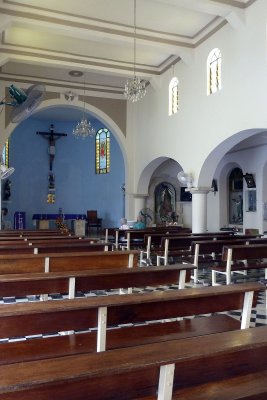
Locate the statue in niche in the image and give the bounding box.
[159,186,173,220]
[155,183,176,224]
[3,179,11,201]
[48,173,55,190]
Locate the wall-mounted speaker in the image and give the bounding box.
[180,187,192,202]
[243,173,256,188]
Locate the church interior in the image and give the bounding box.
[0,0,267,398]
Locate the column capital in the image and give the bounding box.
[130,193,148,199]
[187,187,212,195]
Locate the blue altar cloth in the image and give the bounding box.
[32,214,86,220]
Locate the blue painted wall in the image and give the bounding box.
[5,117,125,229]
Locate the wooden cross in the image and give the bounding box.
[36,124,67,171]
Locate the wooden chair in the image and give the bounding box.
[86,210,102,234]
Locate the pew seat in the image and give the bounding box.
[1,326,267,399]
[0,282,262,365]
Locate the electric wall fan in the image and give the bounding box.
[139,208,154,227]
[0,84,45,123]
[177,171,193,188]
[0,163,14,180]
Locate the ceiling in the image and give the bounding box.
[0,0,256,97]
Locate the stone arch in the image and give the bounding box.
[135,157,185,225]
[3,97,130,203]
[198,128,267,188]
[202,128,267,232]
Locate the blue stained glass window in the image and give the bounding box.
[2,140,9,167]
[96,128,110,174]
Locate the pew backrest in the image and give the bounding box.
[0,250,139,274]
[0,282,261,343]
[156,234,261,266]
[0,264,194,298]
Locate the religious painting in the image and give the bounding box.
[155,182,176,224]
[2,140,11,203]
[246,190,256,212]
[229,167,243,225]
[96,128,110,174]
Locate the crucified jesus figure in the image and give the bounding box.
[36,124,67,171]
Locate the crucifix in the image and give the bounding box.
[36,124,67,171]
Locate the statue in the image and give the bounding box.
[159,186,173,221]
[3,179,11,201]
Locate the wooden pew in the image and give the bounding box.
[0,235,82,242]
[0,250,139,275]
[1,324,267,399]
[155,235,230,266]
[0,244,34,255]
[123,229,230,252]
[190,237,267,283]
[0,237,92,246]
[0,282,262,367]
[27,236,99,242]
[140,231,238,266]
[0,242,114,255]
[105,226,191,250]
[156,234,260,266]
[0,229,71,237]
[0,264,194,299]
[48,250,139,271]
[212,243,267,286]
[32,241,114,254]
[189,238,250,283]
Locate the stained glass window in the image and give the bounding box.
[207,48,222,95]
[2,140,9,167]
[96,128,110,174]
[169,77,179,116]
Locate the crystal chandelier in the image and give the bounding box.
[73,73,96,139]
[124,0,146,103]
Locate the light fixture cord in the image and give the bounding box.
[83,72,86,120]
[133,0,136,77]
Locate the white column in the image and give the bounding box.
[0,181,1,230]
[126,193,147,221]
[190,187,212,233]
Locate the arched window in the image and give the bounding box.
[169,77,179,116]
[207,48,222,95]
[229,167,243,225]
[95,128,110,174]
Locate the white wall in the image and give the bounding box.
[129,0,267,194]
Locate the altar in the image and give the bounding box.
[32,214,87,232]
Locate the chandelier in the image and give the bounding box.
[73,73,96,138]
[124,0,146,103]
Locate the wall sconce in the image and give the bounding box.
[212,179,218,192]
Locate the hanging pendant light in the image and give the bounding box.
[73,72,96,139]
[124,0,146,103]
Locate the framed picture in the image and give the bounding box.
[244,173,256,188]
[246,190,256,212]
